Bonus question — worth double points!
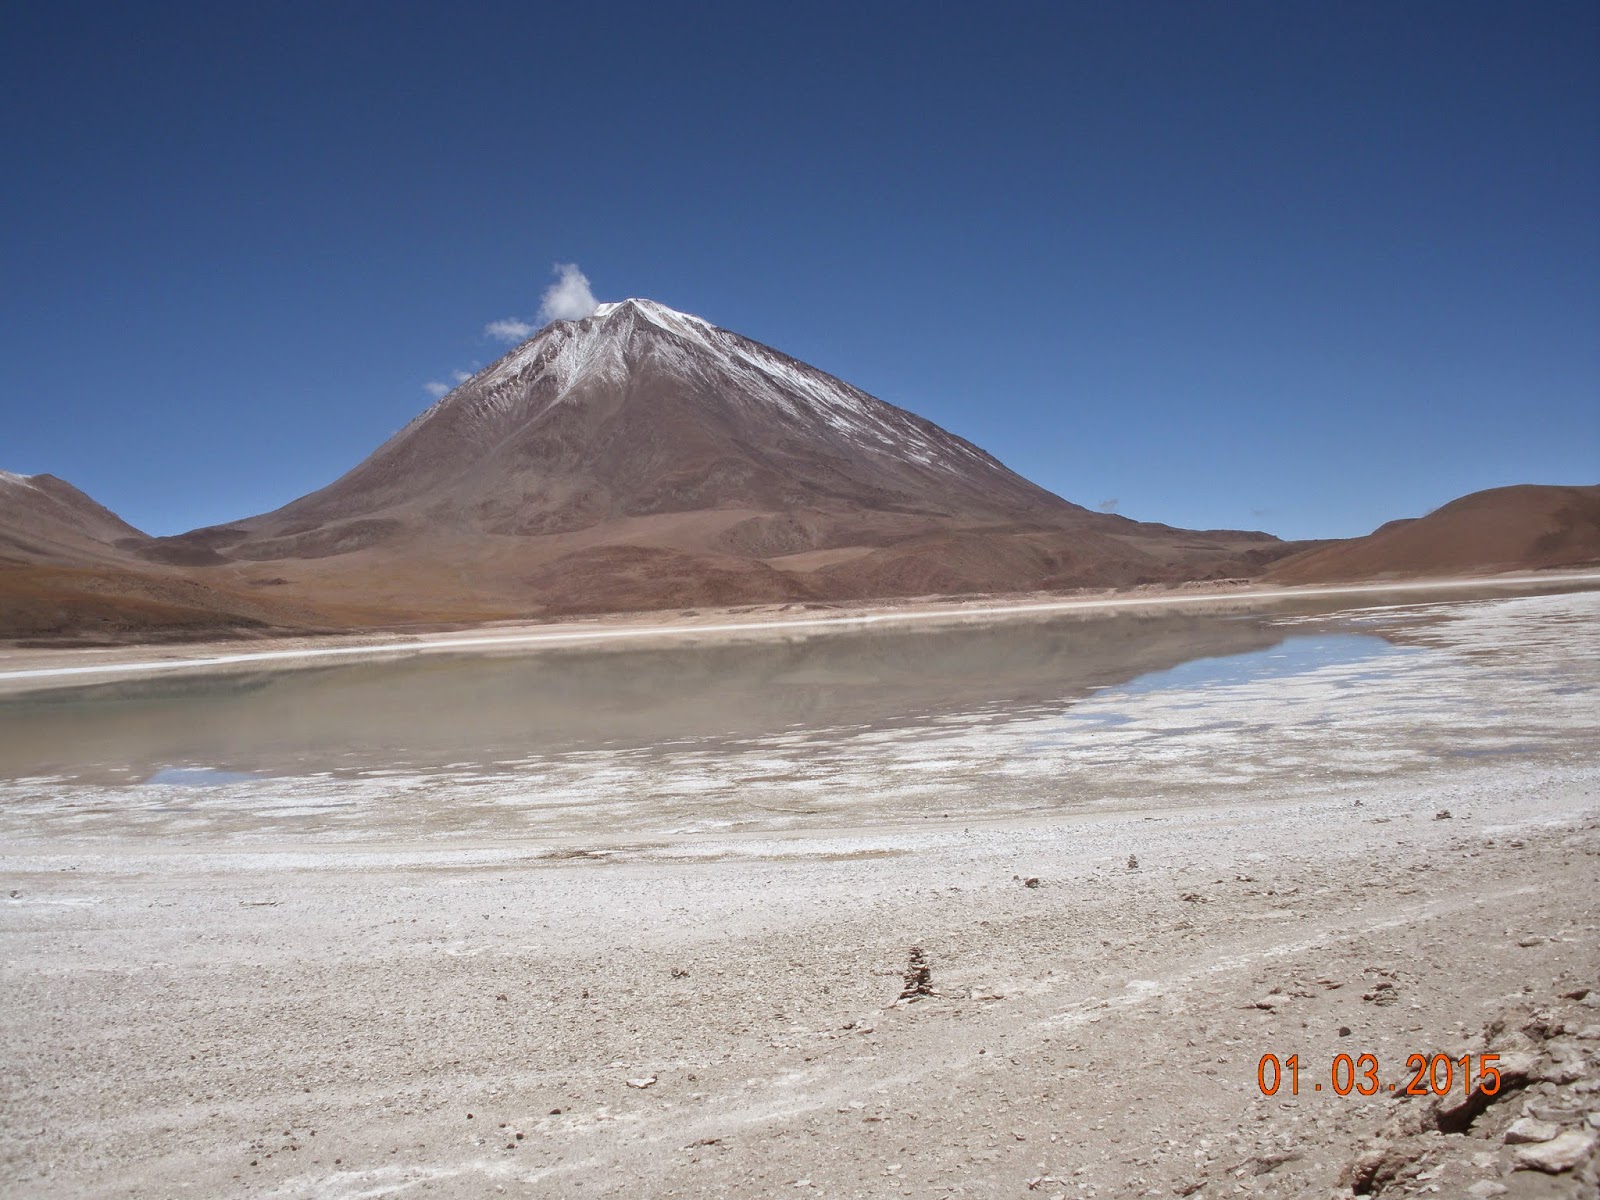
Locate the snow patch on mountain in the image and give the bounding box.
[592,298,713,329]
[376,297,1017,495]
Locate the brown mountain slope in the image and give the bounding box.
[0,471,148,566]
[1267,483,1600,584]
[0,472,340,642]
[143,299,1298,617]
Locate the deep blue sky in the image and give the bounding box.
[3,2,1596,540]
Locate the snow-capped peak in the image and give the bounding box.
[401,292,1003,487]
[583,297,718,353]
[591,297,713,327]
[0,469,38,489]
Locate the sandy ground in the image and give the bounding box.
[1,571,1596,696]
[1,589,1597,1198]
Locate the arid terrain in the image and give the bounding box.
[1,584,1595,1198]
[1268,484,1600,585]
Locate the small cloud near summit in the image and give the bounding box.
[422,370,475,399]
[484,317,536,343]
[483,263,600,342]
[538,262,599,322]
[1098,498,1120,514]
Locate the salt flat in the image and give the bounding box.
[1,588,1596,1198]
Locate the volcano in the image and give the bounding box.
[109,298,1292,618]
[123,298,1291,617]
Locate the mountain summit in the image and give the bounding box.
[128,298,1293,617]
[228,297,1083,543]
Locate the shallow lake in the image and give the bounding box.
[0,583,1593,843]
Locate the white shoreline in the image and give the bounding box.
[2,570,1596,688]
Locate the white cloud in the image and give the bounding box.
[538,262,599,322]
[484,317,537,343]
[482,264,600,343]
[423,368,476,399]
[1098,498,1120,513]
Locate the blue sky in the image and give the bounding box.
[3,1,1596,540]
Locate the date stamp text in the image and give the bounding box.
[1256,1052,1502,1098]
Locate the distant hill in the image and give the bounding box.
[0,470,146,566]
[1268,484,1600,584]
[0,471,328,642]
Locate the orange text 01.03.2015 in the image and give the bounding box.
[1255,1052,1503,1099]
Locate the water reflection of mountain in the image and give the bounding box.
[0,607,1330,780]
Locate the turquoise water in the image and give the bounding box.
[144,767,264,787]
[1112,632,1414,695]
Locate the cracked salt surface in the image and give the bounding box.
[0,589,1593,847]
